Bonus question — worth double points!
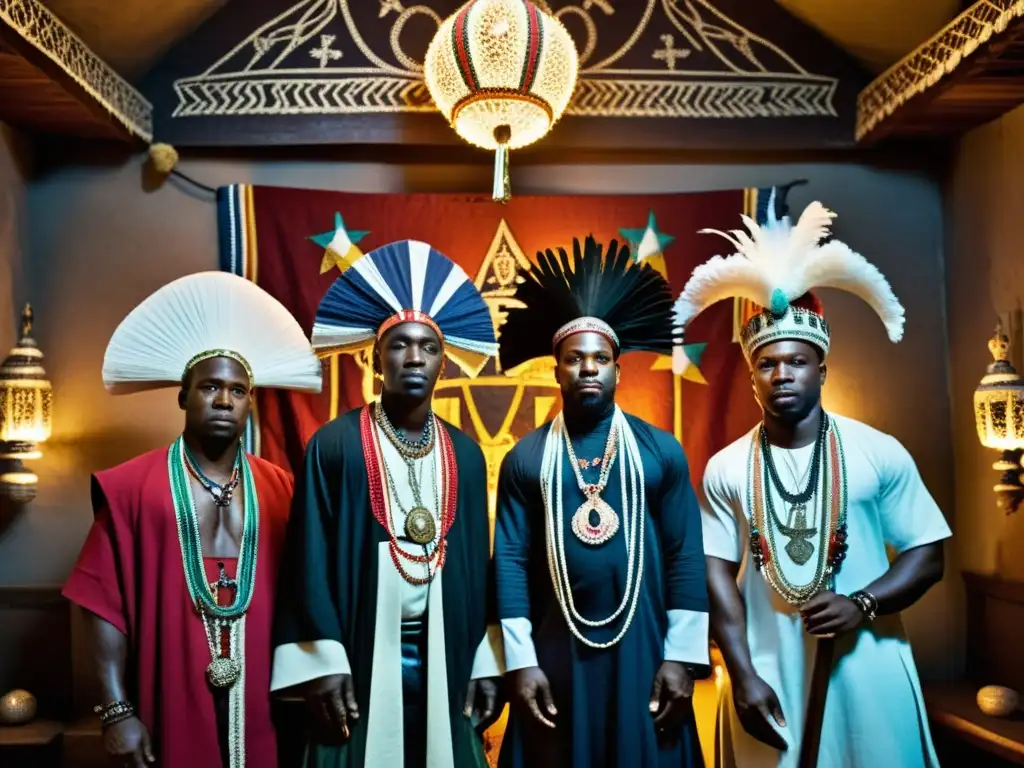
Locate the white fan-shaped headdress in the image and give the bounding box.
[103,272,323,394]
[671,197,905,371]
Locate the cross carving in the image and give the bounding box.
[310,35,343,68]
[652,34,690,71]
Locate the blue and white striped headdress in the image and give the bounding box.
[311,240,498,377]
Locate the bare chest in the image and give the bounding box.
[189,476,245,558]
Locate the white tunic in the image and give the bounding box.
[701,414,950,768]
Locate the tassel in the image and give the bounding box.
[148,143,179,174]
[492,124,512,203]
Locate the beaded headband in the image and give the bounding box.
[551,316,620,354]
[741,306,831,362]
[376,310,445,344]
[183,349,255,387]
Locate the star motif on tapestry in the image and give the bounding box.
[651,342,708,384]
[619,211,675,279]
[309,213,370,274]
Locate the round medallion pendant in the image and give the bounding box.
[571,495,619,546]
[405,507,437,545]
[207,657,241,688]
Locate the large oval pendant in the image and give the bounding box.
[207,657,241,688]
[571,495,619,546]
[405,507,437,545]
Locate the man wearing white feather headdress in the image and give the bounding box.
[62,272,323,768]
[674,195,950,768]
[270,240,503,768]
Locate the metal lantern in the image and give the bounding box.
[974,322,1024,513]
[424,0,579,202]
[0,305,52,502]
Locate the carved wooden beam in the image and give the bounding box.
[0,0,152,143]
[857,0,1024,145]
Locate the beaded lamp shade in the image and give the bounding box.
[424,0,578,201]
[974,323,1024,451]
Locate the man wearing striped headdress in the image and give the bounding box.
[493,236,710,768]
[675,198,949,767]
[270,240,504,768]
[63,272,323,768]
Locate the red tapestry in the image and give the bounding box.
[217,186,763,489]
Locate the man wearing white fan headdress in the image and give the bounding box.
[674,193,950,768]
[63,272,322,768]
[270,240,503,768]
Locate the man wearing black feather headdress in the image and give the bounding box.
[493,236,710,768]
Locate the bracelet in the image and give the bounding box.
[848,590,878,622]
[93,700,135,728]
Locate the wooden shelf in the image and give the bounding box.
[925,682,1024,765]
[0,719,62,746]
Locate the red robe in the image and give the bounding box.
[63,447,293,767]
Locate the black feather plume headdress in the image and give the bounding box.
[499,235,675,371]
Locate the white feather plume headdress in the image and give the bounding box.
[671,197,905,370]
[103,271,323,394]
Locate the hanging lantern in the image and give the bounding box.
[974,322,1024,513]
[0,305,52,502]
[424,0,579,202]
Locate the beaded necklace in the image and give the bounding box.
[375,405,439,545]
[168,436,256,768]
[360,405,457,585]
[542,407,645,649]
[563,425,620,545]
[182,440,240,507]
[747,414,849,604]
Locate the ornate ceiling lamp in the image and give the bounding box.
[424,0,579,202]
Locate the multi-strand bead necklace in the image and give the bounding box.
[361,404,457,585]
[541,407,646,649]
[748,413,849,605]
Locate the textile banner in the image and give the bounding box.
[217,186,767,506]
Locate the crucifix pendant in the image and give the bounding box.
[212,561,237,595]
[784,504,817,566]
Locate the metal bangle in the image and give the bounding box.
[93,700,135,728]
[848,590,878,621]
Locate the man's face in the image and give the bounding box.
[555,331,618,415]
[178,356,252,441]
[750,339,826,423]
[375,322,443,401]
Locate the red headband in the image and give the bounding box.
[376,310,444,342]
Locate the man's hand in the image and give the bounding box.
[302,673,359,743]
[649,661,694,732]
[800,591,864,637]
[464,677,504,731]
[732,674,788,751]
[507,666,557,728]
[103,716,154,767]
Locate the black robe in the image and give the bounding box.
[273,407,491,767]
[495,410,708,768]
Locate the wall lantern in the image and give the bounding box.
[0,305,52,502]
[975,322,1024,513]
